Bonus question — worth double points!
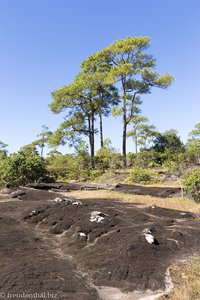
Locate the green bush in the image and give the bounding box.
[95,142,122,171]
[129,167,151,184]
[46,154,71,180]
[133,149,161,168]
[46,150,91,181]
[182,169,200,202]
[0,150,48,187]
[89,169,104,181]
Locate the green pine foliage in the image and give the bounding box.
[50,36,174,167]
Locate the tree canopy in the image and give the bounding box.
[78,36,174,165]
[50,36,173,167]
[151,129,185,153]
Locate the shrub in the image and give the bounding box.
[46,152,91,181]
[89,169,104,181]
[127,152,136,167]
[129,167,151,184]
[95,142,122,171]
[182,169,200,202]
[46,154,71,180]
[0,150,48,187]
[134,149,161,168]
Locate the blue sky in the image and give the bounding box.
[0,0,199,154]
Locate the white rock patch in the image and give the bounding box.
[53,197,82,205]
[144,233,155,244]
[79,232,87,237]
[29,210,39,217]
[90,211,109,223]
[71,200,83,205]
[143,228,158,245]
[53,197,63,204]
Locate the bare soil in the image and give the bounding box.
[0,184,199,299]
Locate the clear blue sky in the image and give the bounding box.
[0,0,199,154]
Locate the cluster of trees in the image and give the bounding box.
[49,36,173,167]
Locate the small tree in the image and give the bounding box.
[137,123,157,149]
[127,115,156,153]
[32,125,53,157]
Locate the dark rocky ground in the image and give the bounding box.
[0,185,199,299]
[26,182,182,198]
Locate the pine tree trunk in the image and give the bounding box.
[122,115,127,168]
[135,137,138,154]
[90,113,95,168]
[99,112,104,148]
[122,120,127,167]
[41,143,44,157]
[122,85,127,167]
[88,117,93,168]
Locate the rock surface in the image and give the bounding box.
[0,186,199,299]
[10,189,26,198]
[25,182,182,198]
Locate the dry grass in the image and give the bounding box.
[160,257,200,300]
[65,189,200,214]
[0,187,10,194]
[141,182,181,188]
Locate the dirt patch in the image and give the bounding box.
[0,187,199,299]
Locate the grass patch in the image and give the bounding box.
[63,189,200,214]
[160,256,200,300]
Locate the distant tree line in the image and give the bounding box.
[1,122,200,188]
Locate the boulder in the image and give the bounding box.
[10,190,26,198]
